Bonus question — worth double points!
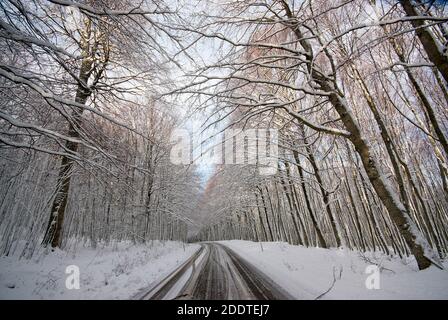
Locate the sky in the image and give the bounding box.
[162,0,231,186]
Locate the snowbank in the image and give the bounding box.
[220,240,448,300]
[0,241,199,299]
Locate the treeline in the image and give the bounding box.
[0,103,198,258]
[195,132,448,260]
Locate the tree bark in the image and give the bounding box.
[399,0,448,83]
[42,21,95,248]
[293,150,327,248]
[299,124,341,247]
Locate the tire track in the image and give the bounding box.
[140,242,292,300]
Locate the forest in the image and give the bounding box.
[0,0,447,289]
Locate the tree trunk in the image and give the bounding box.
[299,123,341,247]
[293,150,327,248]
[399,0,448,83]
[42,46,93,248]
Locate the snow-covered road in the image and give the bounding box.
[137,242,292,300]
[2,240,446,299]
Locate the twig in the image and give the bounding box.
[315,266,343,300]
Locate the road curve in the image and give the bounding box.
[136,242,292,300]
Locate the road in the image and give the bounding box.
[136,242,292,300]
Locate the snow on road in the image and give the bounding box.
[219,240,448,300]
[2,239,447,300]
[0,241,199,299]
[140,243,292,300]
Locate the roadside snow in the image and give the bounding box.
[0,241,199,299]
[220,240,448,300]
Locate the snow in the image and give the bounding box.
[219,240,448,300]
[0,241,199,299]
[140,247,209,300]
[162,266,193,300]
[2,240,447,300]
[379,173,443,269]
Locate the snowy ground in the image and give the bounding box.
[2,240,447,300]
[0,241,199,299]
[220,240,448,300]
